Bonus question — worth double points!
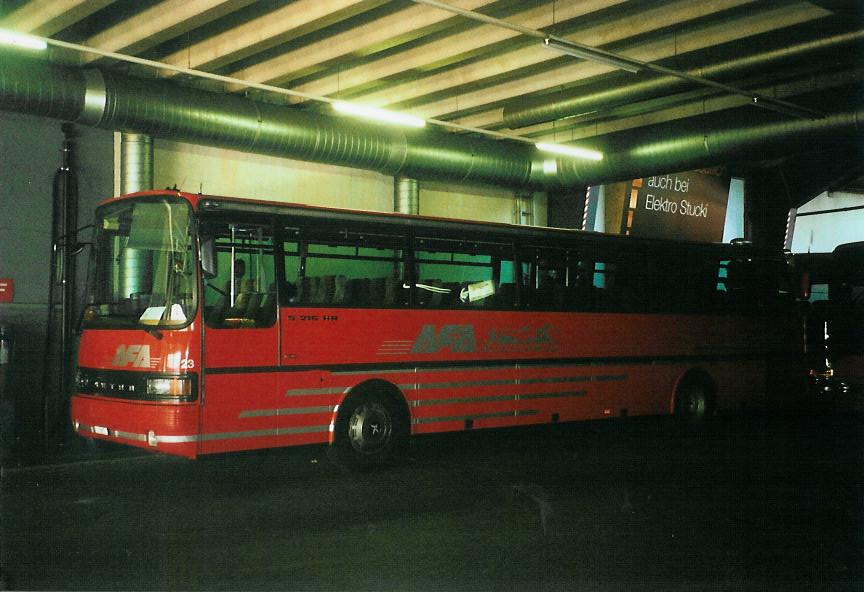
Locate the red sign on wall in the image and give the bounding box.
[0,278,13,303]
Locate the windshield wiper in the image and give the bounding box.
[144,326,164,340]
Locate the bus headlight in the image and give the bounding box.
[146,376,193,401]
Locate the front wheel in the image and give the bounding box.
[332,390,408,471]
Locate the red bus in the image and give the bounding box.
[71,190,803,467]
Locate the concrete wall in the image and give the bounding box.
[0,113,113,453]
[151,139,528,224]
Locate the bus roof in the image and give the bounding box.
[103,190,775,258]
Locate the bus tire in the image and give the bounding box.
[331,386,409,471]
[674,373,714,429]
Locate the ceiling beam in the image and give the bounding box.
[80,0,257,64]
[0,0,114,36]
[290,0,627,101]
[348,0,757,110]
[380,1,829,121]
[225,0,497,89]
[158,0,378,76]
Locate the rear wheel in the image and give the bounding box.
[332,389,408,470]
[674,379,712,428]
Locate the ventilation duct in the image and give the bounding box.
[554,107,864,187]
[394,176,419,215]
[504,29,864,130]
[0,52,538,189]
[118,133,154,303]
[120,133,153,194]
[1,50,862,191]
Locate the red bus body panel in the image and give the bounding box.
[72,322,202,457]
[70,191,803,458]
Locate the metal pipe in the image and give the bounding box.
[550,107,864,188]
[120,133,153,194]
[43,123,79,451]
[504,29,864,130]
[0,53,536,189]
[394,176,419,215]
[53,123,79,355]
[119,132,154,300]
[513,192,533,226]
[1,51,862,191]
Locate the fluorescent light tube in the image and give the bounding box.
[536,142,603,161]
[543,38,640,74]
[333,101,425,128]
[0,29,47,50]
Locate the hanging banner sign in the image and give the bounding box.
[621,168,730,242]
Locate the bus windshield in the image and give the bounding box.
[84,197,197,329]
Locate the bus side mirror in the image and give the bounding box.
[200,236,218,279]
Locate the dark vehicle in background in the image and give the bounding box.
[796,242,864,414]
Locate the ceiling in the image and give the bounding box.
[1,0,862,201]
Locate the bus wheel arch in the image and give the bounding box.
[672,368,717,426]
[330,379,411,470]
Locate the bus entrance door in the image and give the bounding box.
[200,225,279,453]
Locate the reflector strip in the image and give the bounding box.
[240,406,335,418]
[284,387,346,397]
[75,424,328,444]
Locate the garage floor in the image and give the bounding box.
[2,412,862,591]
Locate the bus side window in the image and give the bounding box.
[496,259,517,309]
[204,223,276,328]
[284,227,406,308]
[592,261,618,311]
[413,238,513,309]
[415,250,493,308]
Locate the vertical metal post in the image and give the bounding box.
[394,176,419,215]
[514,192,534,225]
[119,133,154,300]
[120,133,153,194]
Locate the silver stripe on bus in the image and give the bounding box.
[413,390,586,407]
[112,429,147,442]
[334,364,629,379]
[332,365,492,376]
[197,426,329,441]
[284,387,346,397]
[98,426,329,445]
[414,409,539,424]
[155,434,200,443]
[398,374,625,391]
[239,405,335,418]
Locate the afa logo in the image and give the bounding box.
[411,325,476,354]
[407,324,558,355]
[112,345,159,369]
